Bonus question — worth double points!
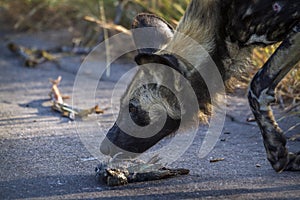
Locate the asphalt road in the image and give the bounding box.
[0,30,299,200]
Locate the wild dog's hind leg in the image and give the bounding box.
[248,24,300,172]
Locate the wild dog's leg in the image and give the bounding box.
[248,24,300,172]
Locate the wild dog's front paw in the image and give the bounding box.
[264,132,289,172]
[285,152,300,171]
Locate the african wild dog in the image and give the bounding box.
[101,0,300,172]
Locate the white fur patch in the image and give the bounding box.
[246,34,275,45]
[242,7,253,19]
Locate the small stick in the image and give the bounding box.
[7,42,57,67]
[84,16,132,35]
[49,76,104,120]
[49,76,64,104]
[8,42,92,67]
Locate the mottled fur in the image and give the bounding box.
[101,0,300,171]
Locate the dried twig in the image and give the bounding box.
[8,42,93,67]
[49,76,104,120]
[84,16,131,35]
[7,42,57,67]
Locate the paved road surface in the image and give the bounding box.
[0,30,299,200]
